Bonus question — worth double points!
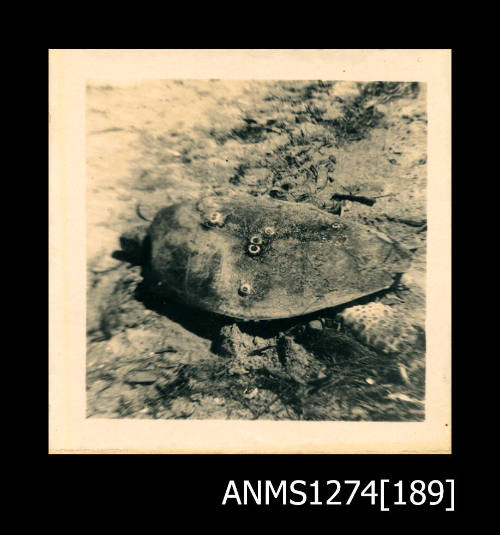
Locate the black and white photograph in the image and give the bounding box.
[50,50,451,453]
[86,78,427,421]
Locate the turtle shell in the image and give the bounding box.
[146,194,411,320]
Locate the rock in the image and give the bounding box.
[169,398,195,418]
[243,387,259,399]
[331,81,361,100]
[215,323,268,359]
[124,370,157,384]
[387,392,423,404]
[351,407,369,420]
[215,324,249,358]
[276,335,326,384]
[307,319,323,332]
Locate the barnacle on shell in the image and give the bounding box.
[248,244,261,256]
[239,282,253,296]
[249,234,263,245]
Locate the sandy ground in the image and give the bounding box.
[86,80,427,420]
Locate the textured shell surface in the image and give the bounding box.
[339,302,419,354]
[146,194,412,320]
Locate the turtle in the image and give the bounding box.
[115,193,422,382]
[143,193,412,320]
[117,192,423,371]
